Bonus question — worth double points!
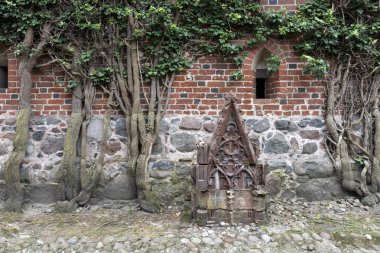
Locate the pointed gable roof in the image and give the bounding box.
[208,93,257,165]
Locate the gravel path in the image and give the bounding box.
[0,197,379,252]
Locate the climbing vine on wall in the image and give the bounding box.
[0,0,288,211]
[283,0,380,205]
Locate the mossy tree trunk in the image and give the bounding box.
[325,62,380,206]
[4,24,51,211]
[57,84,83,201]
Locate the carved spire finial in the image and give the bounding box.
[225,92,241,104]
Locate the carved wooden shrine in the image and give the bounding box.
[191,94,267,225]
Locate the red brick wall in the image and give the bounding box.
[0,53,109,116]
[0,2,325,118]
[167,38,325,116]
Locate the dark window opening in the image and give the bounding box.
[255,69,267,99]
[0,66,8,89]
[256,78,266,99]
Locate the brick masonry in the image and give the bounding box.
[0,38,325,117]
[0,2,346,204]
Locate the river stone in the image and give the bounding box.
[94,173,137,200]
[298,118,311,128]
[274,120,298,131]
[252,118,270,133]
[87,118,104,140]
[265,172,282,197]
[179,117,202,130]
[290,137,299,151]
[152,136,163,155]
[300,130,320,140]
[203,121,216,133]
[302,143,318,154]
[106,141,121,155]
[150,170,172,179]
[170,132,197,152]
[32,131,45,142]
[293,158,334,178]
[152,160,174,171]
[176,164,191,177]
[115,118,127,137]
[41,136,64,154]
[264,133,290,154]
[280,188,296,199]
[46,117,61,125]
[24,183,60,203]
[245,119,258,129]
[160,119,170,134]
[309,118,324,128]
[32,118,45,125]
[4,118,16,125]
[296,177,347,201]
[265,159,292,173]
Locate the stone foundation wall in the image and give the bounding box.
[0,115,348,205]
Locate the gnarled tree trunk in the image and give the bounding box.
[4,24,51,211]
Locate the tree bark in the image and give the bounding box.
[57,85,83,200]
[4,25,51,211]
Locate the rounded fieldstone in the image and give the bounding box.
[296,177,346,201]
[87,118,104,140]
[264,133,290,154]
[274,120,289,130]
[298,118,310,128]
[41,136,65,155]
[152,160,175,171]
[150,170,172,179]
[106,141,121,155]
[252,119,270,133]
[170,132,197,152]
[4,118,16,126]
[51,127,60,133]
[46,117,61,125]
[160,120,170,133]
[179,117,202,130]
[300,130,320,140]
[115,118,127,137]
[274,120,298,132]
[152,136,163,155]
[309,118,324,128]
[265,159,292,173]
[290,137,300,151]
[280,189,296,199]
[176,164,191,176]
[32,131,45,141]
[293,158,334,178]
[94,173,137,200]
[265,173,282,197]
[203,121,216,133]
[32,118,45,125]
[302,143,318,154]
[245,119,258,129]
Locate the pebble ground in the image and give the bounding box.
[0,197,379,252]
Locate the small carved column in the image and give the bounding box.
[252,189,268,224]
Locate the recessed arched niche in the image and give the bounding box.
[252,48,280,99]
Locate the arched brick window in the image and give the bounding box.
[244,40,286,100]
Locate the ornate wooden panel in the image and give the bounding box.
[192,93,268,225]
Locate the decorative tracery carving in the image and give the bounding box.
[191,93,267,225]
